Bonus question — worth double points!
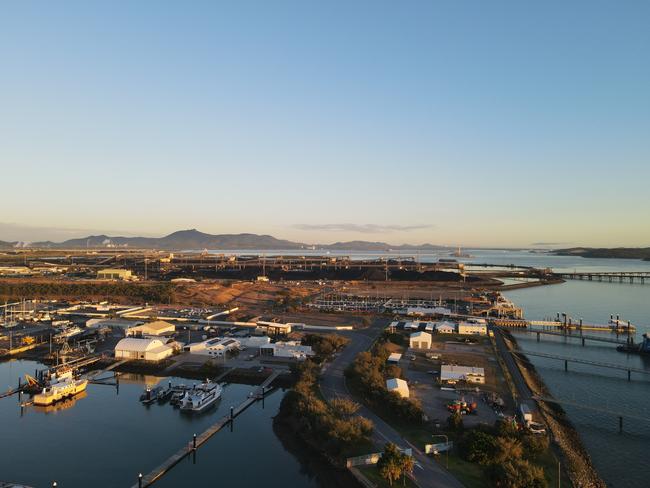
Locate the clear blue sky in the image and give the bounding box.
[1,1,649,247]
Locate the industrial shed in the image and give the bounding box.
[126,320,176,337]
[96,268,133,280]
[409,331,432,349]
[114,338,174,361]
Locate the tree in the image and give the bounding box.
[522,434,549,459]
[495,418,519,438]
[489,458,547,488]
[460,430,497,465]
[378,443,414,486]
[447,411,464,431]
[493,436,524,465]
[330,398,360,416]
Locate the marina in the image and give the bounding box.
[0,359,307,488]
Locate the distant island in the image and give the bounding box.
[0,229,448,252]
[555,247,650,261]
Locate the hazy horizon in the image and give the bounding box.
[2,1,649,247]
[0,222,644,249]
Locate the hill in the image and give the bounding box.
[555,247,650,261]
[31,229,305,250]
[3,229,448,251]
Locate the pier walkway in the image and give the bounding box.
[511,349,650,380]
[516,328,629,345]
[131,371,280,488]
[555,271,650,284]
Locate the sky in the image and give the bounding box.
[1,1,649,247]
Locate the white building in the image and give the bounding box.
[409,331,432,349]
[458,318,487,335]
[115,338,174,361]
[126,320,176,338]
[440,364,485,384]
[387,352,402,363]
[183,337,241,357]
[238,336,271,349]
[435,321,456,334]
[386,378,410,398]
[96,268,133,280]
[260,341,314,360]
[86,318,143,332]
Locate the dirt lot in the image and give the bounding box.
[340,279,501,299]
[172,280,319,310]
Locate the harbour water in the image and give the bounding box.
[0,362,320,487]
[504,280,650,488]
[461,250,650,487]
[1,249,648,487]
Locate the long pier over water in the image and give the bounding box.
[511,349,650,381]
[555,271,650,284]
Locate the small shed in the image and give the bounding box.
[386,378,410,398]
[409,331,432,349]
[387,352,403,363]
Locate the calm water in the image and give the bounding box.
[2,250,648,487]
[498,255,650,488]
[0,362,318,488]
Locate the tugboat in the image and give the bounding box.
[180,381,222,413]
[617,333,650,355]
[33,369,88,406]
[140,386,162,405]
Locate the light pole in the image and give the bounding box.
[431,434,449,469]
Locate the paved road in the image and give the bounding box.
[320,319,464,488]
[492,328,536,412]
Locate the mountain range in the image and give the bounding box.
[0,229,447,252]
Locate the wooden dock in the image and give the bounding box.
[131,370,280,488]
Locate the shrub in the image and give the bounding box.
[460,430,497,466]
[488,459,547,488]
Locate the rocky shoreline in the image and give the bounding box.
[503,332,606,488]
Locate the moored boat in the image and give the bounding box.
[32,369,88,406]
[140,386,162,405]
[179,381,222,413]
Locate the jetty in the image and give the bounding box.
[516,328,630,346]
[512,349,650,381]
[555,271,650,284]
[131,370,280,488]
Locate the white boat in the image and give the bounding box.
[54,325,84,340]
[179,381,222,413]
[33,369,88,406]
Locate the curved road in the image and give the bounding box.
[319,319,464,488]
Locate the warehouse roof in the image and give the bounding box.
[115,338,167,352]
